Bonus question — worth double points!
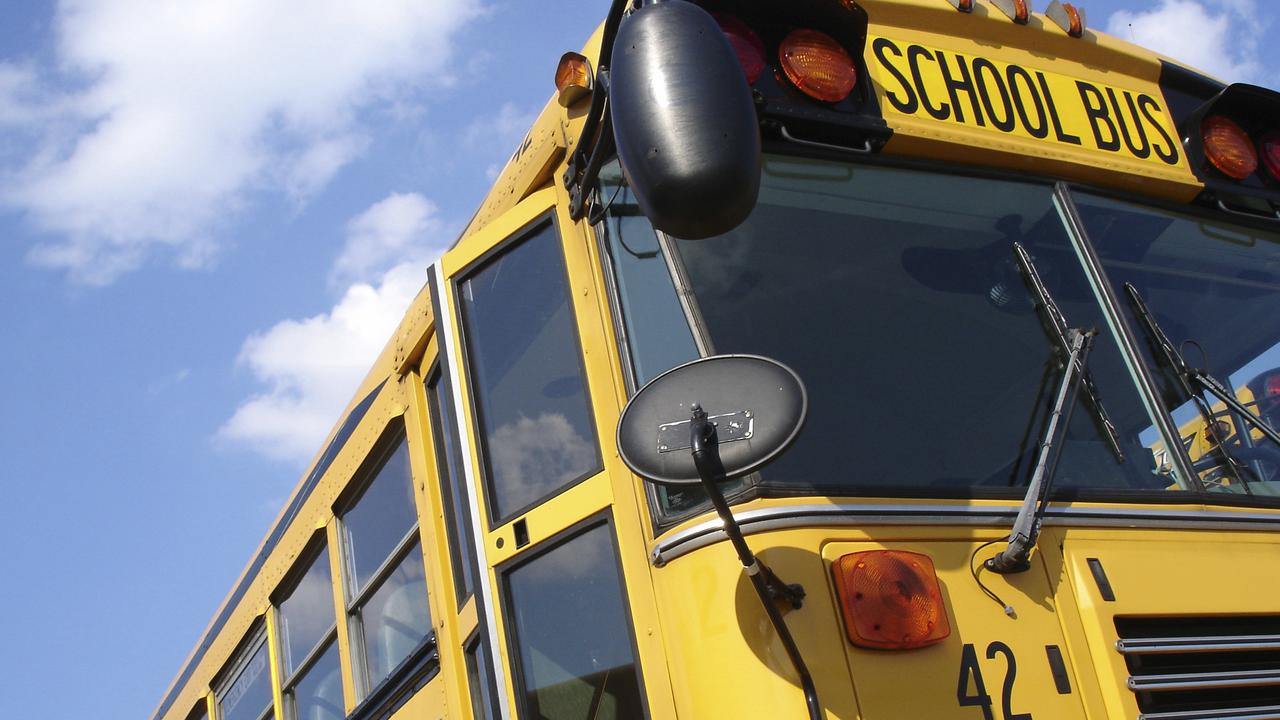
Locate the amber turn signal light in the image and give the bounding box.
[779,28,857,103]
[1203,114,1258,180]
[832,550,951,650]
[555,52,592,106]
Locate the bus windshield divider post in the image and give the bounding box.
[689,404,823,720]
[986,242,1121,575]
[1125,283,1280,489]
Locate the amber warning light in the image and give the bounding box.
[832,550,951,650]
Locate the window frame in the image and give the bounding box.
[452,211,604,528]
[496,512,650,720]
[335,425,435,701]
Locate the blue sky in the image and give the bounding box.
[0,1,1276,719]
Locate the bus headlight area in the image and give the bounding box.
[152,2,1280,720]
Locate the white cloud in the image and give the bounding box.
[331,191,449,286]
[462,101,536,180]
[219,188,454,464]
[1106,0,1263,83]
[218,260,425,463]
[3,0,482,285]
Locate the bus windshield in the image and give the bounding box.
[602,155,1280,516]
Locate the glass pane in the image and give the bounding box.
[278,546,333,679]
[343,438,417,595]
[427,368,477,602]
[357,541,432,690]
[289,641,343,720]
[465,634,499,720]
[459,222,601,522]
[218,639,272,720]
[596,178,699,385]
[607,156,1169,509]
[1075,192,1280,496]
[505,523,644,719]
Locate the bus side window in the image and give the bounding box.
[337,432,432,698]
[426,364,477,604]
[464,627,501,720]
[274,543,341,720]
[456,218,602,526]
[214,626,274,720]
[501,519,645,720]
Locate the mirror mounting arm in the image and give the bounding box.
[689,405,822,720]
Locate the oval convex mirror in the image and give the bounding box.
[617,355,807,486]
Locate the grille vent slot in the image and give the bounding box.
[1116,616,1280,720]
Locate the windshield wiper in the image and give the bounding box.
[1125,283,1280,491]
[986,243,1124,574]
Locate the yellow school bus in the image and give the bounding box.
[153,2,1280,719]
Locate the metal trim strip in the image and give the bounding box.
[1129,669,1280,692]
[649,503,1280,566]
[1118,635,1280,654]
[1138,704,1280,720]
[431,262,512,719]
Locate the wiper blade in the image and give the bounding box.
[1125,283,1280,490]
[986,243,1123,575]
[1017,244,1126,463]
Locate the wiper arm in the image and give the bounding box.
[986,243,1123,575]
[1125,283,1280,489]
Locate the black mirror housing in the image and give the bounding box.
[610,0,762,240]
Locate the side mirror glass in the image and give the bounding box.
[609,0,762,240]
[616,354,806,486]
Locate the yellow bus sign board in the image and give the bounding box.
[866,34,1197,195]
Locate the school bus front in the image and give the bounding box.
[152,2,1280,720]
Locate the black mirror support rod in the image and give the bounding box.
[689,405,823,720]
[564,0,630,219]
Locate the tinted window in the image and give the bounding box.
[1076,192,1280,493]
[606,157,1174,512]
[465,632,499,720]
[218,637,273,720]
[460,222,600,523]
[427,366,477,602]
[505,523,644,719]
[343,440,417,595]
[290,642,342,720]
[358,543,432,686]
[278,547,334,678]
[340,430,432,698]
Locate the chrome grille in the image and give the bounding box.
[1116,616,1280,720]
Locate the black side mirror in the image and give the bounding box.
[610,0,762,240]
[616,354,805,486]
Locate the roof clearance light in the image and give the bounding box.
[832,550,951,650]
[555,51,592,106]
[945,0,975,12]
[779,29,858,103]
[1203,115,1258,180]
[714,14,766,85]
[991,0,1030,24]
[1046,1,1086,37]
[1260,132,1280,181]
